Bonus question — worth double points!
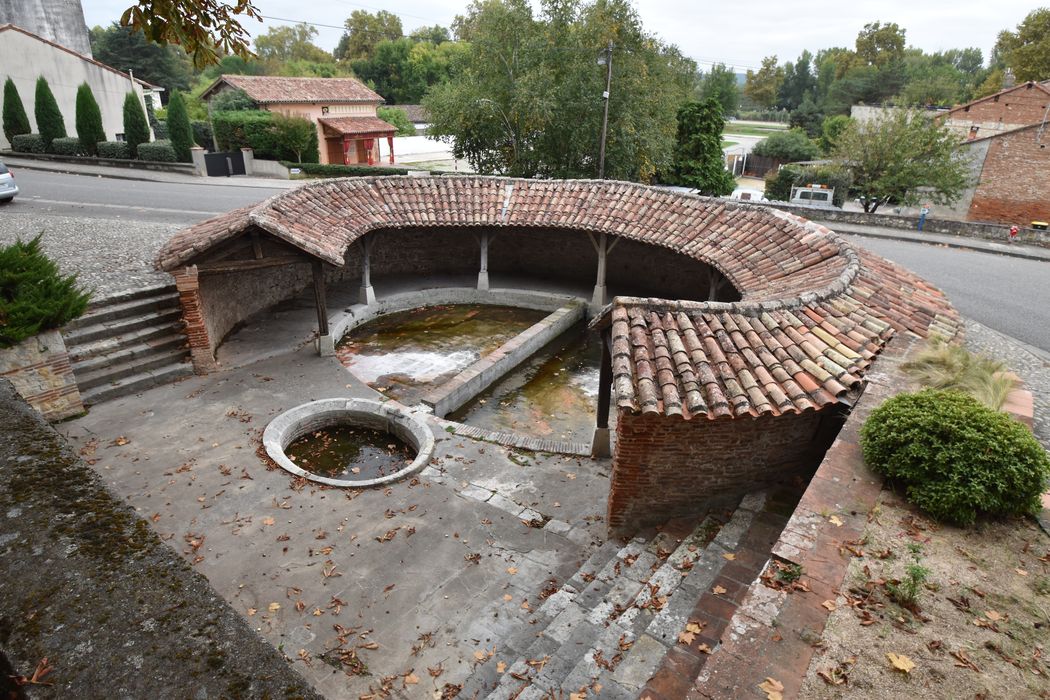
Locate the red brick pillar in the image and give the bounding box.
[172,266,218,374]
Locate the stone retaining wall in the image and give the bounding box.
[422,303,585,417]
[0,329,83,420]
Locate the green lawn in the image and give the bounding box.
[721,140,738,148]
[723,123,789,137]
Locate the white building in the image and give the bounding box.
[0,24,160,150]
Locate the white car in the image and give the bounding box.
[0,161,17,202]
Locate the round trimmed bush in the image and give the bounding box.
[11,133,45,153]
[50,136,84,156]
[136,140,177,162]
[861,389,1050,526]
[97,141,130,159]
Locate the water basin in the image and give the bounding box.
[285,425,414,480]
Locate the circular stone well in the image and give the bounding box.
[263,398,435,487]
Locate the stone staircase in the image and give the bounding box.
[458,492,778,699]
[64,284,192,405]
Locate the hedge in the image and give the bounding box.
[123,92,150,158]
[212,110,319,162]
[136,140,177,162]
[281,162,410,178]
[50,136,84,156]
[11,133,45,153]
[97,141,130,159]
[75,83,105,156]
[191,120,213,151]
[34,77,66,151]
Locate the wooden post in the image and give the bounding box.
[591,331,613,458]
[387,136,395,164]
[311,260,329,338]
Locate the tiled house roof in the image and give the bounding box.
[318,117,397,136]
[202,75,384,104]
[156,177,960,419]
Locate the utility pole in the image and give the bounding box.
[597,41,613,179]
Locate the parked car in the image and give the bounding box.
[0,161,17,203]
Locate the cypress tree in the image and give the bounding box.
[2,78,31,145]
[34,77,66,151]
[166,90,194,162]
[75,83,105,156]
[122,92,150,158]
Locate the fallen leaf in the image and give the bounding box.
[697,643,712,654]
[828,515,844,527]
[503,594,513,602]
[886,652,915,673]
[474,650,487,662]
[506,567,518,575]
[758,677,784,699]
[678,630,697,645]
[685,621,704,634]
[246,607,257,616]
[112,436,129,446]
[404,673,419,685]
[723,552,736,560]
[261,517,275,526]
[496,661,506,673]
[712,585,727,595]
[985,610,1002,622]
[1015,568,1028,576]
[822,600,837,612]
[268,602,281,613]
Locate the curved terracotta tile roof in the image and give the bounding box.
[156,176,960,419]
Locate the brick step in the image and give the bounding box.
[79,361,193,406]
[72,334,187,376]
[84,282,177,312]
[465,512,734,699]
[67,323,185,363]
[67,291,181,331]
[62,307,183,346]
[75,347,190,391]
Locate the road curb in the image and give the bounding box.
[7,160,294,190]
[831,227,1050,263]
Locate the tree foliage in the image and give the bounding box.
[377,106,417,136]
[2,78,31,145]
[123,92,151,158]
[74,83,106,156]
[34,77,66,151]
[700,63,739,116]
[268,113,318,163]
[425,0,699,182]
[751,128,820,161]
[0,236,90,348]
[669,99,734,195]
[118,0,262,68]
[833,108,970,213]
[351,37,466,104]
[994,8,1050,82]
[90,23,194,92]
[337,10,403,61]
[744,56,783,109]
[166,90,195,162]
[208,88,257,112]
[254,23,332,65]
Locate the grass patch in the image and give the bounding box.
[902,337,1018,409]
[723,123,789,137]
[721,140,737,148]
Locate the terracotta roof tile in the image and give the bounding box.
[210,75,383,104]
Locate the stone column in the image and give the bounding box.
[240,147,254,175]
[359,238,376,305]
[172,265,218,374]
[591,331,613,458]
[477,231,490,291]
[190,146,207,177]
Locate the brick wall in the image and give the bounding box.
[0,329,83,420]
[969,127,1050,224]
[607,408,830,534]
[945,83,1050,137]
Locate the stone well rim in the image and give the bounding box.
[263,398,435,487]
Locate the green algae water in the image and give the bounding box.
[285,426,414,480]
[450,328,613,444]
[336,305,546,403]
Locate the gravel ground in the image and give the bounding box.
[0,210,178,299]
[963,319,1050,449]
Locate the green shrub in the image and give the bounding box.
[34,77,66,151]
[97,141,130,159]
[74,83,105,156]
[3,78,31,144]
[377,106,416,136]
[166,90,194,162]
[861,389,1050,526]
[280,162,410,178]
[50,136,84,156]
[764,164,852,207]
[213,111,320,161]
[0,236,90,348]
[123,92,150,158]
[191,120,213,150]
[10,133,45,153]
[752,127,820,162]
[208,87,257,112]
[137,139,177,162]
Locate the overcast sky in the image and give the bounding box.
[82,1,1037,70]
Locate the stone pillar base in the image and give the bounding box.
[477,271,490,291]
[590,427,611,458]
[359,285,376,305]
[317,334,336,357]
[591,285,607,308]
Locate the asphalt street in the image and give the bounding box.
[4,168,1048,352]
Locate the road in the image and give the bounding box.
[6,168,284,224]
[5,168,1049,352]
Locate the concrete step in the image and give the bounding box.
[67,291,181,331]
[67,324,185,363]
[79,361,193,406]
[75,347,190,391]
[85,282,177,311]
[72,334,187,376]
[467,513,734,699]
[62,307,182,346]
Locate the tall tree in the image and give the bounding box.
[700,63,739,116]
[254,23,332,64]
[75,83,106,156]
[123,92,150,157]
[337,10,403,61]
[993,8,1050,82]
[352,39,419,103]
[117,0,261,68]
[854,21,906,68]
[744,56,784,109]
[166,90,194,162]
[832,109,969,213]
[670,99,735,195]
[778,50,817,111]
[2,78,31,144]
[425,0,698,182]
[90,23,194,93]
[34,77,66,151]
[409,25,451,44]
